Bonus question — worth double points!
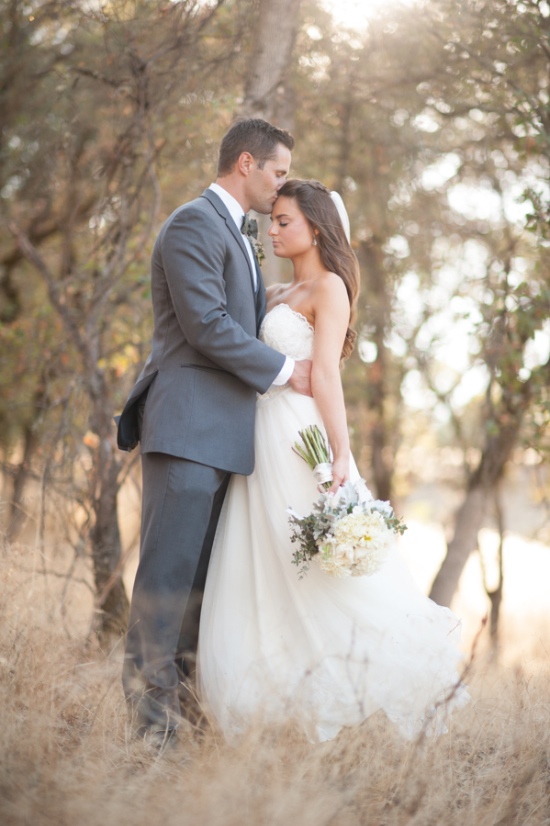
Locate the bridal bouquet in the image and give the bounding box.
[288,425,407,578]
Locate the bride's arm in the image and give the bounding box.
[311,275,351,493]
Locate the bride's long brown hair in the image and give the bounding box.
[276,179,360,360]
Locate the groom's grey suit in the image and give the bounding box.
[117,188,285,731]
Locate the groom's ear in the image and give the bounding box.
[238,151,254,176]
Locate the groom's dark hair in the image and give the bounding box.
[217,118,294,176]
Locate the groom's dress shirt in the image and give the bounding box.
[208,183,294,387]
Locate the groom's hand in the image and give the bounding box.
[288,359,313,397]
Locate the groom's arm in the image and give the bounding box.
[158,205,285,395]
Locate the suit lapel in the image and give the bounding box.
[254,256,267,332]
[200,189,257,295]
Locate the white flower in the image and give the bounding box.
[317,510,392,577]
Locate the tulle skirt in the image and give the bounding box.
[198,386,468,743]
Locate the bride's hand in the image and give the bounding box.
[328,455,349,494]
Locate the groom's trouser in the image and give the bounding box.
[123,451,230,730]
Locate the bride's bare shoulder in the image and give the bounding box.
[266,283,286,300]
[312,272,349,308]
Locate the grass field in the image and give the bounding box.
[1,531,549,826]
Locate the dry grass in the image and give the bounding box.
[1,541,549,826]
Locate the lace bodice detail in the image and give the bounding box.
[260,303,314,360]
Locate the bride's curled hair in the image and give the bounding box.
[276,179,360,360]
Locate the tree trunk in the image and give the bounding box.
[8,422,37,541]
[240,0,301,284]
[89,381,129,641]
[357,239,394,502]
[429,486,488,608]
[7,384,46,541]
[241,0,301,122]
[429,393,530,607]
[486,491,504,650]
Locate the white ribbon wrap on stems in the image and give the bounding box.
[313,462,333,486]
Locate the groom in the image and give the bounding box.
[116,118,311,745]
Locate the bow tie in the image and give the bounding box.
[241,213,258,240]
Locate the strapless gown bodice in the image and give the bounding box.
[259,303,315,361]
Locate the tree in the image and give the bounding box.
[415,0,550,606]
[239,0,302,276]
[289,0,550,619]
[240,0,301,123]
[1,0,247,639]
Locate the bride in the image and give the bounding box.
[198,179,468,743]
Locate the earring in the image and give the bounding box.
[312,236,317,246]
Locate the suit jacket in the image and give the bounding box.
[116,188,285,475]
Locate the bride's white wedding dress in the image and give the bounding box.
[198,303,469,742]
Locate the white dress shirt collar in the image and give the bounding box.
[209,182,258,289]
[208,182,245,231]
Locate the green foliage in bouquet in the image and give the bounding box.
[288,506,334,578]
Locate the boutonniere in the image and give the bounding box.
[250,236,265,265]
[241,214,265,265]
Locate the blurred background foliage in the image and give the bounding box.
[0,0,548,637]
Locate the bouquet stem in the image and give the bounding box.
[293,425,332,490]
